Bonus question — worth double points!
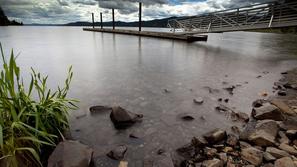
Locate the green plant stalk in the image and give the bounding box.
[0,44,78,167]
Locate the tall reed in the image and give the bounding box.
[0,44,77,167]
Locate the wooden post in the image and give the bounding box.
[100,12,103,29]
[92,13,94,28]
[139,2,142,31]
[112,8,115,30]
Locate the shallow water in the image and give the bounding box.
[1,26,297,166]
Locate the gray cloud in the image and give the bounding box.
[0,0,273,24]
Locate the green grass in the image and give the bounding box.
[0,44,78,167]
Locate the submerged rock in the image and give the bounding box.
[223,86,235,95]
[215,104,230,113]
[89,105,112,114]
[180,114,195,121]
[110,106,143,129]
[48,140,93,167]
[193,97,204,104]
[107,145,127,160]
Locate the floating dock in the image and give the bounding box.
[83,28,208,42]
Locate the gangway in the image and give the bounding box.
[167,0,297,34]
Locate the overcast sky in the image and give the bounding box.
[0,0,272,24]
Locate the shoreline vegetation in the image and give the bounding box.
[0,45,77,167]
[0,7,22,26]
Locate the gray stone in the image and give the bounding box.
[263,152,276,161]
[252,99,267,108]
[277,90,287,96]
[282,116,297,130]
[240,147,263,166]
[236,112,249,122]
[217,153,227,164]
[248,120,279,147]
[240,141,252,149]
[47,140,93,167]
[240,121,257,141]
[278,143,297,156]
[107,145,127,160]
[204,147,217,158]
[203,129,227,144]
[201,158,223,167]
[271,99,295,116]
[286,130,297,139]
[278,131,290,144]
[266,147,290,159]
[110,106,143,129]
[274,157,295,167]
[226,134,238,147]
[176,143,195,159]
[191,137,208,147]
[251,103,285,121]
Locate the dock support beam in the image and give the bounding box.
[139,2,142,31]
[112,8,115,30]
[92,13,94,28]
[100,12,103,29]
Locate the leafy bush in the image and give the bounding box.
[0,44,77,167]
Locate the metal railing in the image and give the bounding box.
[167,0,297,34]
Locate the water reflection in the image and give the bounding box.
[0,27,297,166]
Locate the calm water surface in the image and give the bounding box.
[1,26,297,166]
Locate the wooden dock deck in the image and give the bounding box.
[83,28,208,42]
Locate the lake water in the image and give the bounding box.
[1,26,297,166]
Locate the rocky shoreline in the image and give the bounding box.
[173,68,297,167]
[47,68,297,167]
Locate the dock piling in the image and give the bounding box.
[92,13,94,28]
[100,12,103,29]
[112,8,115,30]
[139,2,142,31]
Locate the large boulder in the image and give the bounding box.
[240,147,263,166]
[251,103,285,121]
[274,157,295,167]
[266,147,290,159]
[247,120,279,147]
[110,106,143,129]
[48,140,93,167]
[203,129,227,144]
